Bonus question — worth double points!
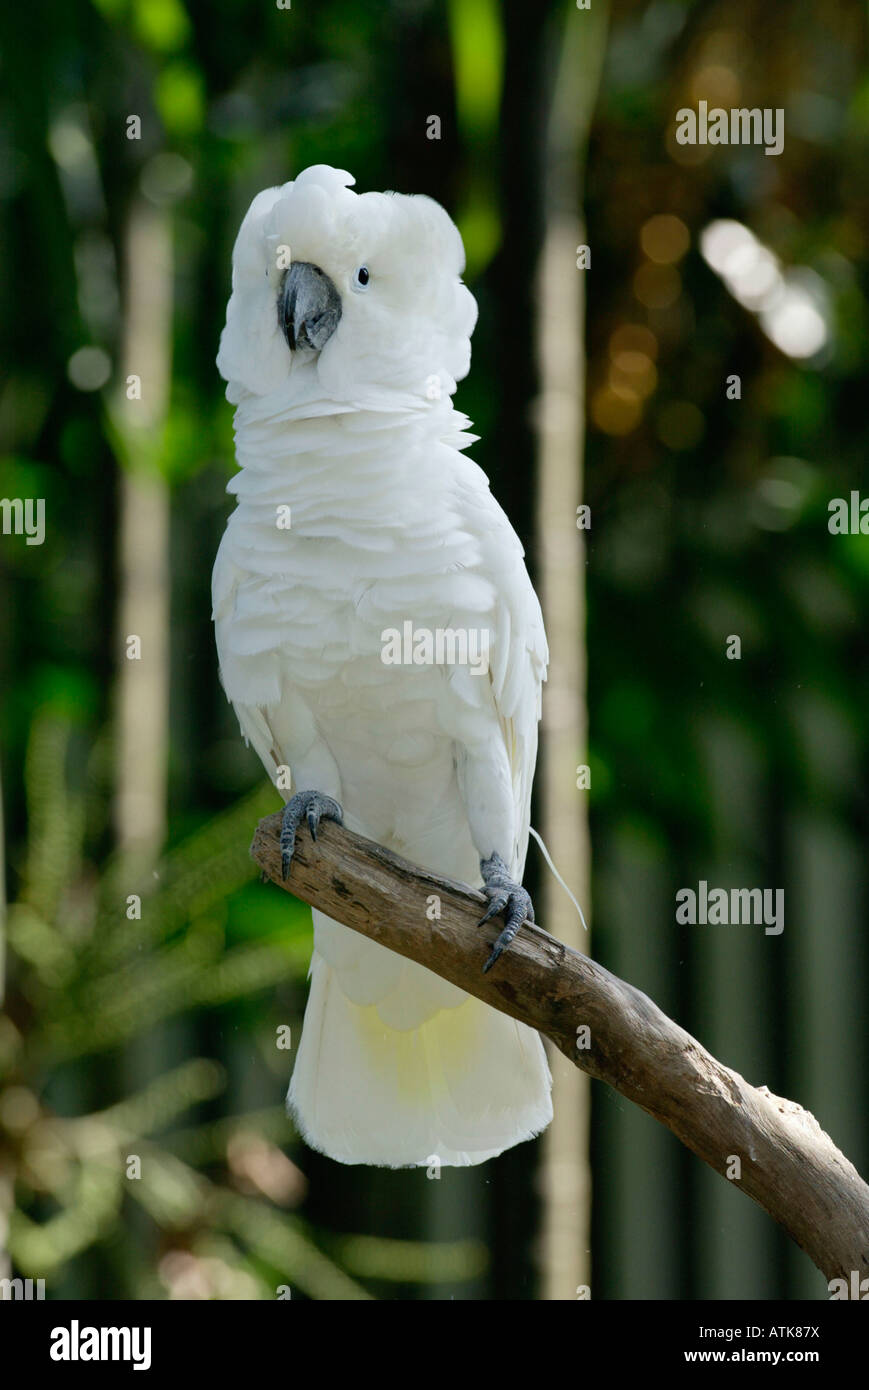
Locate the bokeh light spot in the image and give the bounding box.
[640,214,690,265]
[592,384,642,436]
[67,346,112,391]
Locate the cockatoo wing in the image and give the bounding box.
[453,468,548,879]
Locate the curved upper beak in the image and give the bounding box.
[278,261,342,353]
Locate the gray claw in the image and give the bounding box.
[280,790,343,881]
[478,852,533,972]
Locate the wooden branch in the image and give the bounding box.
[251,812,869,1284]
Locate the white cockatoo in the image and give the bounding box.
[213,164,552,1167]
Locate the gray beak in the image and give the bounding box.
[278,261,342,353]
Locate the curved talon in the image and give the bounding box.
[477,894,508,928]
[279,789,343,881]
[483,941,507,973]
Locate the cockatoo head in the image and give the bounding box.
[217,164,478,405]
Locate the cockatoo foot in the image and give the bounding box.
[478,852,534,973]
[280,790,344,881]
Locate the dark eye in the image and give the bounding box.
[352,265,370,291]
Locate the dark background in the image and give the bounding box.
[0,0,866,1299]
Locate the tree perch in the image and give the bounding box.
[251,811,869,1285]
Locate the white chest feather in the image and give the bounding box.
[213,393,497,715]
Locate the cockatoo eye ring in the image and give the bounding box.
[352,265,370,291]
